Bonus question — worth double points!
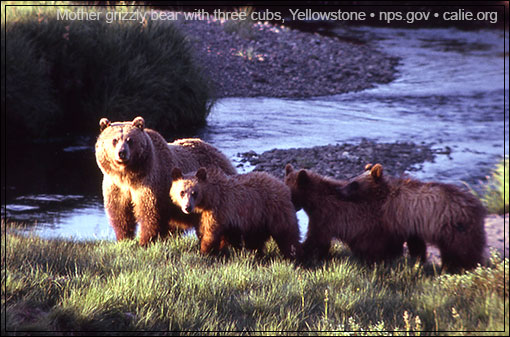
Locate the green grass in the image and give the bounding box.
[467,157,509,215]
[2,3,213,141]
[2,222,508,335]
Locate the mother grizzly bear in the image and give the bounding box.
[95,116,236,245]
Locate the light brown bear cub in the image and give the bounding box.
[170,167,302,260]
[336,163,487,272]
[284,164,403,263]
[95,116,236,246]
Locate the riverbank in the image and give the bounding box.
[175,15,399,98]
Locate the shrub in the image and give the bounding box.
[2,4,213,142]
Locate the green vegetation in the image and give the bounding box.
[2,3,213,142]
[2,222,508,335]
[468,157,509,215]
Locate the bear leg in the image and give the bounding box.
[133,190,170,246]
[244,229,270,258]
[273,235,302,260]
[302,220,332,260]
[199,215,223,254]
[271,223,302,260]
[407,235,427,262]
[302,236,331,260]
[438,231,485,272]
[103,182,137,240]
[221,228,243,250]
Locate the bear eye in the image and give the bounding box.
[126,137,132,145]
[180,191,186,198]
[112,139,118,146]
[191,191,197,198]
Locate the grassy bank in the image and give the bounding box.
[2,223,508,335]
[2,3,213,142]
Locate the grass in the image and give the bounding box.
[2,222,508,335]
[467,157,509,215]
[2,2,213,142]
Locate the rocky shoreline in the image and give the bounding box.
[238,139,444,180]
[176,17,399,98]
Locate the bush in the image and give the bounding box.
[1,4,213,142]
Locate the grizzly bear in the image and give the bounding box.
[284,164,403,263]
[95,116,236,246]
[336,163,487,271]
[170,167,302,260]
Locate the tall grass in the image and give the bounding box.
[2,222,508,335]
[2,3,213,142]
[468,157,509,215]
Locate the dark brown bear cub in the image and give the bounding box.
[170,167,302,260]
[95,116,236,246]
[336,164,487,272]
[284,164,403,263]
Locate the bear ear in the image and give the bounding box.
[99,118,111,131]
[364,163,373,171]
[371,164,383,181]
[171,167,183,180]
[196,167,207,181]
[297,170,309,188]
[132,116,145,130]
[285,164,294,176]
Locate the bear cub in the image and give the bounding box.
[170,167,302,260]
[336,163,487,272]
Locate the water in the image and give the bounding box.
[3,26,508,240]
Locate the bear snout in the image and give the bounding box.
[115,144,131,164]
[180,205,191,214]
[179,199,194,214]
[118,149,128,160]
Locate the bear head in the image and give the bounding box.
[170,167,208,214]
[284,164,313,211]
[95,116,151,173]
[335,163,385,202]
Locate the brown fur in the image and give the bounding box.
[95,117,236,246]
[336,164,488,271]
[170,167,302,259]
[284,164,403,263]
